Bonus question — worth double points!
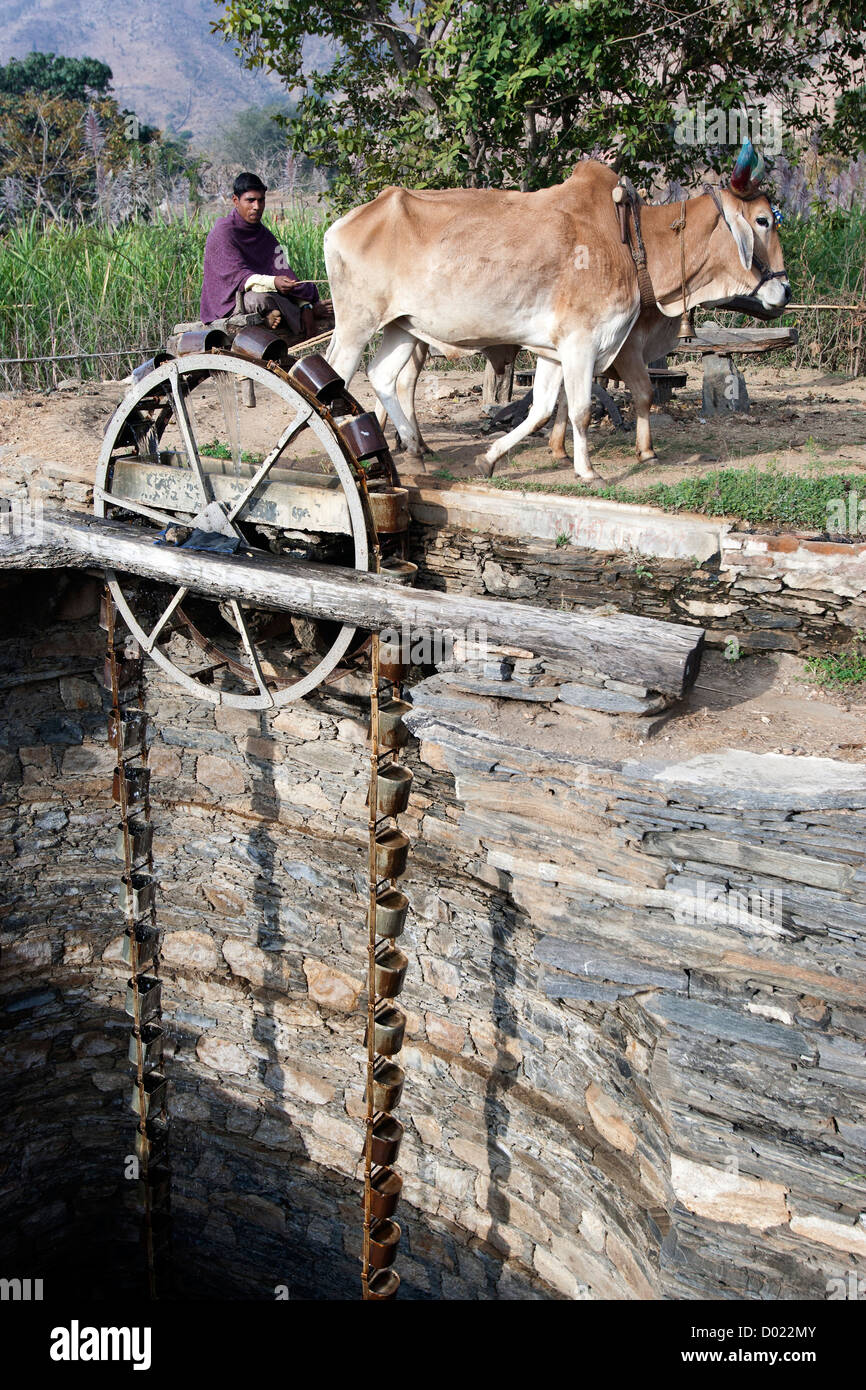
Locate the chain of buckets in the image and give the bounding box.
[102,591,170,1296]
[361,617,419,1298]
[102,588,419,1298]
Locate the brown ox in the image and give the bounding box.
[324,159,789,478]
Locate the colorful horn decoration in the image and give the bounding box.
[730,138,764,193]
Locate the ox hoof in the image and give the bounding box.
[574,469,599,483]
[637,452,658,464]
[475,454,497,478]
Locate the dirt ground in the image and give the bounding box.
[2,362,865,494]
[390,361,866,490]
[443,647,866,764]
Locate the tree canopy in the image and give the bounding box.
[214,0,866,206]
[0,51,113,103]
[0,52,193,223]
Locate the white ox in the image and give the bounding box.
[324,159,789,478]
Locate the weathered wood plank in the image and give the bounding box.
[676,324,798,356]
[1,510,704,695]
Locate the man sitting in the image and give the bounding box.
[199,172,330,340]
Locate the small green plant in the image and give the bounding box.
[626,545,653,580]
[724,635,743,663]
[488,466,866,531]
[805,633,866,688]
[201,439,263,464]
[555,532,570,548]
[433,467,456,480]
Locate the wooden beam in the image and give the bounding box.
[1,510,704,696]
[109,458,408,535]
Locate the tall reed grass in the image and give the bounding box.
[0,205,863,389]
[0,208,329,389]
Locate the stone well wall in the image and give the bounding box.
[2,571,865,1300]
[409,519,866,656]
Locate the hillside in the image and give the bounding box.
[0,0,331,145]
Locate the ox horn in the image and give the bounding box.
[730,138,764,195]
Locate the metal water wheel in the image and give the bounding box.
[95,351,404,709]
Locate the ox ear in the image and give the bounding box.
[723,204,754,271]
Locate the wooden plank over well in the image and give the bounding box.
[1,510,705,696]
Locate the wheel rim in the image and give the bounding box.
[94,353,375,708]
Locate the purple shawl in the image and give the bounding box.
[199,208,319,321]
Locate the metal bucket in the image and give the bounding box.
[375,944,408,1000]
[131,352,171,387]
[379,557,418,585]
[128,1022,163,1070]
[368,488,409,534]
[378,638,408,686]
[289,354,345,403]
[375,890,409,938]
[135,1118,169,1163]
[121,928,157,970]
[377,699,412,749]
[108,711,147,756]
[369,1005,405,1057]
[112,767,149,810]
[370,1115,403,1167]
[129,1072,166,1118]
[368,1218,401,1270]
[119,874,154,919]
[370,1060,405,1113]
[375,829,410,880]
[340,412,388,461]
[138,1164,171,1209]
[375,764,413,818]
[178,328,230,355]
[115,819,153,865]
[125,975,161,1022]
[131,350,172,385]
[368,1167,403,1220]
[366,1269,400,1300]
[103,656,140,690]
[232,326,291,363]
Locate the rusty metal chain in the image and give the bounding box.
[103,583,170,1298]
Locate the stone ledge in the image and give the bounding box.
[408,483,725,562]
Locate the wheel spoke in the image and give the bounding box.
[143,586,188,652]
[170,367,245,540]
[226,406,314,524]
[169,368,212,510]
[229,600,274,707]
[94,486,191,530]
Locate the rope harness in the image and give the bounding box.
[614,177,786,333]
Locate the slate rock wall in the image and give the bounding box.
[1,573,865,1301]
[409,523,866,656]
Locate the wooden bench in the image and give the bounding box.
[672,323,798,415]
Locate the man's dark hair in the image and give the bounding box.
[233,172,267,198]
